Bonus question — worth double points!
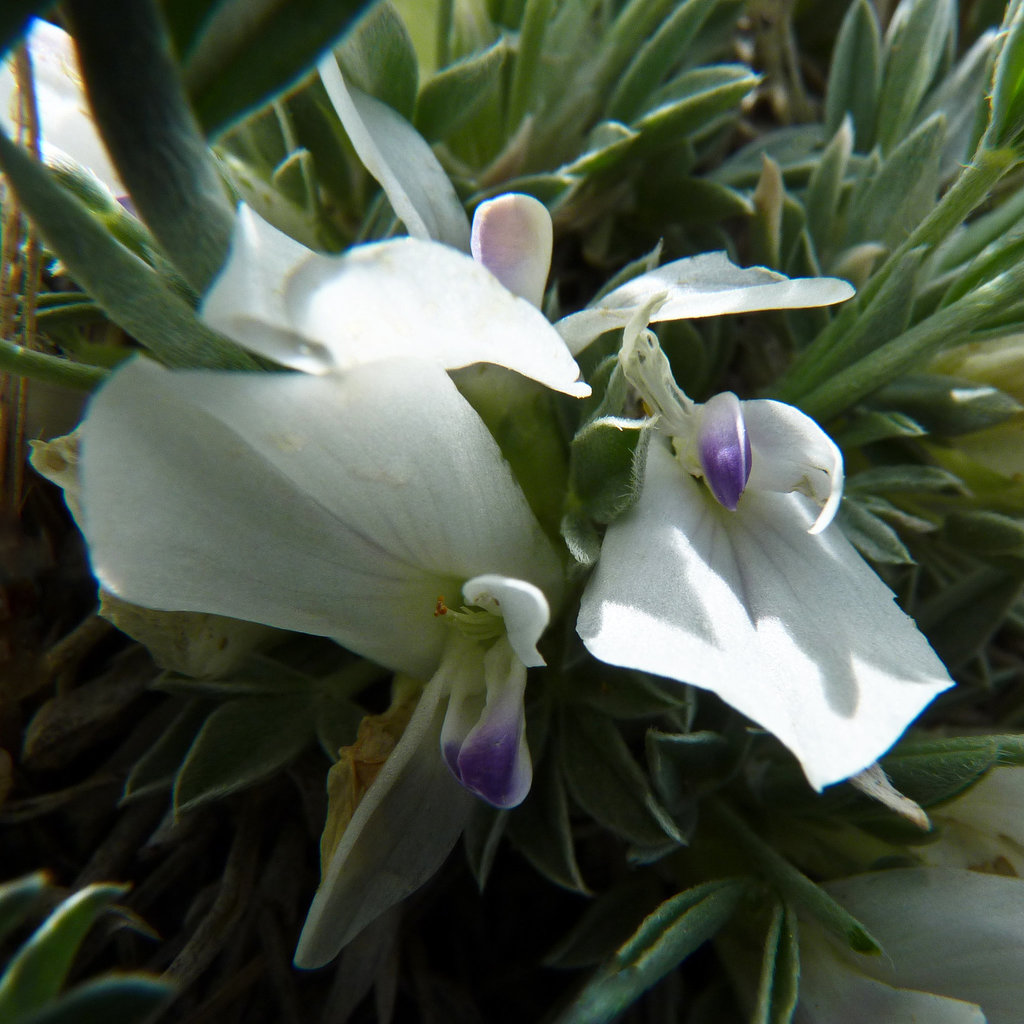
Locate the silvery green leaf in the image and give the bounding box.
[834,409,926,447]
[17,975,173,1024]
[805,118,853,260]
[630,65,758,155]
[506,749,589,894]
[173,692,316,815]
[0,875,48,947]
[867,374,1023,436]
[180,0,368,137]
[553,879,748,1024]
[880,735,1006,807]
[415,39,508,142]
[605,0,719,123]
[942,510,1024,558]
[122,699,209,803]
[0,884,129,1020]
[646,730,736,809]
[846,465,966,495]
[846,114,946,249]
[837,499,915,566]
[916,567,1023,668]
[64,0,234,292]
[559,707,684,851]
[990,3,1024,148]
[824,0,880,149]
[714,125,827,189]
[876,0,956,154]
[753,903,800,1024]
[337,2,418,120]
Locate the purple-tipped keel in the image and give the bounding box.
[698,391,752,511]
[440,646,532,809]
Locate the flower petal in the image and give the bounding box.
[199,204,324,372]
[817,867,1024,1024]
[743,399,844,533]
[470,193,553,308]
[294,673,474,968]
[317,56,470,251]
[463,574,550,668]
[798,928,986,1024]
[557,252,854,355]
[201,205,590,397]
[80,358,560,679]
[448,637,532,808]
[577,441,952,790]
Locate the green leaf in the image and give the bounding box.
[647,730,736,809]
[567,414,645,526]
[507,0,556,127]
[942,510,1024,557]
[122,699,209,803]
[0,884,128,1021]
[833,409,926,447]
[559,707,683,852]
[824,0,881,149]
[183,0,371,137]
[753,903,800,1024]
[837,499,914,566]
[990,4,1024,148]
[867,373,1023,436]
[173,692,316,815]
[630,65,757,156]
[545,876,666,969]
[19,975,173,1024]
[847,114,946,248]
[846,465,966,495]
[805,117,853,260]
[714,125,827,188]
[338,2,418,120]
[915,567,1023,668]
[507,748,589,894]
[0,130,257,370]
[554,879,747,1024]
[605,0,718,123]
[880,735,1006,807]
[415,38,508,141]
[876,0,955,154]
[710,802,881,956]
[64,0,235,293]
[0,875,48,947]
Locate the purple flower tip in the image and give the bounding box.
[698,391,752,511]
[455,724,525,809]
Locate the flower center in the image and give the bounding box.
[433,595,506,643]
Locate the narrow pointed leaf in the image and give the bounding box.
[554,879,747,1024]
[415,39,508,141]
[173,692,315,815]
[0,874,48,947]
[18,975,174,1024]
[825,0,880,148]
[182,0,371,137]
[0,884,128,1020]
[753,903,800,1024]
[337,2,418,120]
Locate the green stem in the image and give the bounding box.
[0,338,108,391]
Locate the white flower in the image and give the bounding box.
[577,320,953,791]
[0,18,123,195]
[79,352,561,963]
[797,866,1024,1023]
[200,199,587,394]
